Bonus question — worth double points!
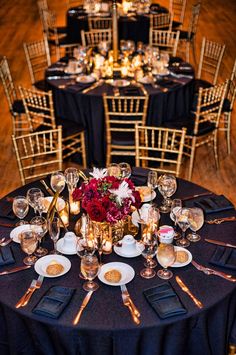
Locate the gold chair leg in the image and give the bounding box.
[213,131,219,169]
[192,38,197,66]
[80,132,87,168]
[188,139,196,181]
[186,41,190,62]
[226,112,231,154]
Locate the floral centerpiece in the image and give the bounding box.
[72,168,141,224]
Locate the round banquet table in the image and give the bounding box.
[0,169,235,355]
[47,58,194,166]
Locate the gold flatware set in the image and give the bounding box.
[206,216,236,224]
[175,276,203,309]
[121,284,141,325]
[73,291,93,325]
[15,275,44,308]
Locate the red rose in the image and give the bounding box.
[86,200,106,222]
[132,191,142,208]
[72,188,83,201]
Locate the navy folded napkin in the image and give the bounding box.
[143,283,187,319]
[33,286,75,319]
[194,195,234,214]
[157,79,182,89]
[121,87,140,96]
[131,167,149,185]
[210,246,236,270]
[0,247,15,266]
[0,202,15,220]
[66,84,89,93]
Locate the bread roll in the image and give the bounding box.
[104,269,122,283]
[46,263,64,275]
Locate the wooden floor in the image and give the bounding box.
[0,0,236,204]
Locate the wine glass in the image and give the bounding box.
[156,243,176,279]
[157,174,177,213]
[30,216,48,257]
[136,232,158,279]
[26,188,44,215]
[64,167,80,192]
[175,207,192,248]
[118,162,131,178]
[170,199,182,240]
[48,217,60,254]
[50,171,66,193]
[76,237,96,258]
[20,230,38,265]
[147,170,158,201]
[80,254,100,291]
[187,207,204,242]
[12,196,29,225]
[107,163,121,178]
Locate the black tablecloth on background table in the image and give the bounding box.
[0,169,235,355]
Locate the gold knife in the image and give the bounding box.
[175,276,203,309]
[0,265,31,276]
[181,192,214,201]
[206,217,236,225]
[82,79,104,94]
[205,238,236,249]
[73,291,93,325]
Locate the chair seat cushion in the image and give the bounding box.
[56,117,85,137]
[222,98,232,112]
[34,80,50,92]
[194,79,213,93]
[56,26,67,34]
[172,20,182,29]
[12,99,25,114]
[111,132,135,146]
[179,30,194,40]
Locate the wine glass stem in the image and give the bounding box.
[53,240,57,254]
[99,250,102,265]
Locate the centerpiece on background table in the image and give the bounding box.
[72,168,141,253]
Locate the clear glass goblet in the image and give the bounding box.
[158,174,177,213]
[119,162,131,178]
[64,167,80,192]
[175,207,192,248]
[50,171,66,193]
[76,236,96,279]
[12,196,29,226]
[107,163,121,178]
[170,199,182,240]
[26,188,44,215]
[187,207,204,242]
[137,233,158,279]
[30,216,48,257]
[48,217,60,254]
[20,230,38,265]
[143,206,160,268]
[147,170,158,201]
[157,243,176,279]
[80,254,100,291]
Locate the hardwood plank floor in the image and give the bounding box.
[0,0,236,205]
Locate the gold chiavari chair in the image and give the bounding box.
[149,30,180,56]
[37,0,48,12]
[81,29,112,48]
[12,127,63,185]
[178,2,201,63]
[149,13,173,31]
[103,95,149,165]
[66,0,84,9]
[169,0,187,29]
[19,87,87,167]
[218,59,236,154]
[135,125,186,177]
[0,56,29,135]
[88,17,112,30]
[23,36,51,91]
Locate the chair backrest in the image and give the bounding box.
[150,13,173,31]
[197,37,226,85]
[40,9,57,35]
[226,59,236,111]
[81,29,112,47]
[193,80,229,135]
[169,0,186,25]
[135,125,186,177]
[0,56,17,111]
[12,126,63,185]
[19,86,56,132]
[23,36,51,85]
[149,30,180,56]
[187,2,201,37]
[88,17,112,30]
[37,0,48,14]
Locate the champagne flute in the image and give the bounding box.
[80,254,100,291]
[30,216,48,257]
[156,243,176,279]
[119,162,131,178]
[50,171,66,193]
[136,232,158,279]
[144,205,160,268]
[175,207,192,247]
[48,217,60,254]
[12,196,29,226]
[26,188,44,215]
[170,199,182,240]
[20,230,38,265]
[158,174,177,213]
[187,207,204,242]
[147,170,158,201]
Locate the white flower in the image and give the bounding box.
[89,168,108,179]
[109,180,134,205]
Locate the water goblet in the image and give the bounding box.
[118,162,131,178]
[80,254,100,291]
[50,171,66,193]
[156,243,176,279]
[187,207,204,242]
[76,236,96,279]
[64,167,80,192]
[157,174,177,213]
[147,170,158,201]
[107,163,121,178]
[30,216,48,257]
[20,230,38,265]
[175,207,192,247]
[48,217,60,254]
[137,232,158,279]
[12,196,29,226]
[26,188,44,215]
[170,199,182,240]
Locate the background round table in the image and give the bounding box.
[0,169,235,355]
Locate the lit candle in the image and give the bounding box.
[103,240,112,253]
[70,201,80,215]
[121,66,128,77]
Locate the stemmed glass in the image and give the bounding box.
[118,162,131,178]
[156,243,176,279]
[175,207,192,248]
[80,254,100,291]
[30,216,48,257]
[12,196,29,225]
[187,207,204,242]
[64,167,80,192]
[144,205,160,268]
[48,217,60,254]
[50,171,66,193]
[157,174,177,213]
[76,236,96,279]
[147,170,158,201]
[107,163,121,177]
[136,232,158,279]
[170,199,182,240]
[20,230,38,265]
[26,188,44,215]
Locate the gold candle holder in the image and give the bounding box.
[59,201,69,227]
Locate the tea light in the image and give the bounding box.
[121,65,128,77]
[103,240,112,253]
[70,201,80,215]
[59,202,69,227]
[94,54,105,69]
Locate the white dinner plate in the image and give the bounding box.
[170,246,192,268]
[34,255,71,278]
[76,75,96,84]
[42,196,65,212]
[56,238,77,255]
[108,79,130,87]
[135,186,156,203]
[113,243,144,258]
[64,67,83,75]
[98,262,135,286]
[10,224,32,243]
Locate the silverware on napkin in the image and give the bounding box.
[0,265,31,276]
[15,275,44,308]
[121,286,140,325]
[120,284,140,318]
[206,216,236,224]
[205,238,236,249]
[181,192,214,201]
[191,260,236,282]
[73,291,93,325]
[175,276,203,308]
